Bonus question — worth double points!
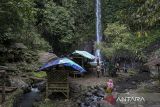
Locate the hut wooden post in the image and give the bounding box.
[0,70,6,103]
[46,79,48,99]
[157,64,160,79]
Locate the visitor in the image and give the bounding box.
[115,62,120,72]
[123,63,128,73]
[96,57,101,78]
[97,64,101,78]
[106,79,114,93]
[104,79,116,105]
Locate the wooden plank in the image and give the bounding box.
[0,87,17,93]
[48,82,68,84]
[49,87,69,89]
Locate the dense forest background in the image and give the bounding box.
[1,0,160,70]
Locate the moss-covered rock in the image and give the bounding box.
[2,89,23,107]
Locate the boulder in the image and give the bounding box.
[33,81,46,92]
[10,77,29,89]
[96,91,105,97]
[86,92,93,96]
[80,103,86,107]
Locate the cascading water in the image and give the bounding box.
[95,0,102,62]
[89,0,102,66]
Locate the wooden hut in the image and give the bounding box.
[38,56,85,99]
[46,68,69,99]
[38,52,69,99]
[70,55,85,68]
[70,50,95,72]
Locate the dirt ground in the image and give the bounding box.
[69,70,132,89]
[69,71,108,87]
[38,71,160,107]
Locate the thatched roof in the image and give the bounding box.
[38,52,58,64]
[144,58,160,66]
[11,43,27,49]
[0,66,8,70]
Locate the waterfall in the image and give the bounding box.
[95,0,102,62]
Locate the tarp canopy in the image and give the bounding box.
[38,57,86,73]
[72,50,95,60]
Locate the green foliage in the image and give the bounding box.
[17,28,51,50]
[32,71,47,78]
[113,0,160,31]
[1,0,160,71]
[0,0,35,44]
[101,22,134,58]
[101,0,160,62]
[73,0,95,41]
[44,2,73,38]
[35,0,73,54]
[35,0,95,54]
[101,21,160,61]
[0,0,51,67]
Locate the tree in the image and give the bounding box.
[0,0,35,45]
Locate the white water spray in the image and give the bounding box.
[95,0,102,62]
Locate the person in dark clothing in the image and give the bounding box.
[123,63,128,73]
[97,64,101,78]
[96,57,101,78]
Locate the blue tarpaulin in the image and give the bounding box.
[38,57,86,73]
[72,50,95,60]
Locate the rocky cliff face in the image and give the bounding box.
[78,41,94,54]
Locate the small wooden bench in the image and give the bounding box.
[46,70,69,99]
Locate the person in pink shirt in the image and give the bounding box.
[106,79,114,93]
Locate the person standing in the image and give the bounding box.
[123,63,128,73]
[115,62,120,72]
[97,64,101,78]
[96,57,101,78]
[104,79,116,105]
[106,79,114,93]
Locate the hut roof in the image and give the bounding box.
[38,57,86,73]
[72,50,95,60]
[11,43,27,49]
[144,58,160,66]
[39,52,58,64]
[0,66,8,70]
